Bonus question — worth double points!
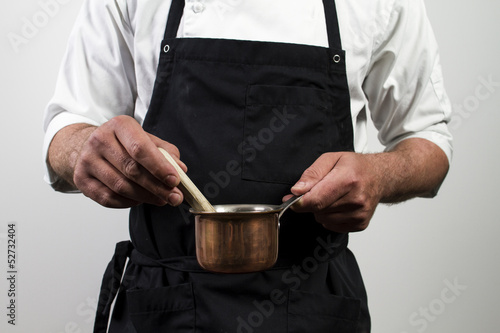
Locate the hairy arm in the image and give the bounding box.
[288,138,449,233]
[373,138,449,203]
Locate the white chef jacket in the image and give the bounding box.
[43,0,453,190]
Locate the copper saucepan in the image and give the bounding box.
[190,195,302,273]
[158,148,302,273]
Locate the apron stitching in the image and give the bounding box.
[168,57,332,71]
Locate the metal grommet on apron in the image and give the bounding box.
[94,0,371,332]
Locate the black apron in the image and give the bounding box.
[94,0,370,332]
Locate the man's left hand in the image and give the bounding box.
[285,138,449,233]
[287,152,382,233]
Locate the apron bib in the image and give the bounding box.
[94,0,370,332]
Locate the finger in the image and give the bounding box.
[291,153,341,196]
[79,117,186,206]
[110,118,182,188]
[148,134,188,173]
[291,167,349,213]
[282,194,296,202]
[79,154,174,206]
[103,162,184,207]
[77,175,142,208]
[97,140,181,204]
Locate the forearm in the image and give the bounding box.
[47,123,97,191]
[284,138,450,232]
[371,138,449,203]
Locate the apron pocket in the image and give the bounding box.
[190,271,289,332]
[287,289,361,333]
[242,85,329,185]
[127,283,195,333]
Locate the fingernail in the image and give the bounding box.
[292,181,307,191]
[168,193,182,206]
[165,175,178,188]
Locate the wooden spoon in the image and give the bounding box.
[158,148,216,212]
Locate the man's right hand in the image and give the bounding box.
[48,115,186,208]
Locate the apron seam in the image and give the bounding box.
[168,57,331,71]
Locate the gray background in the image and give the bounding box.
[1,0,499,332]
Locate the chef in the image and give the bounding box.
[43,0,452,332]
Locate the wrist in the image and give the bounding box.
[360,152,399,203]
[48,124,96,190]
[367,138,449,203]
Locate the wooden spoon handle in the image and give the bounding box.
[158,148,216,212]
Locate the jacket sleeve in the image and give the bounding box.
[363,0,453,162]
[42,0,136,190]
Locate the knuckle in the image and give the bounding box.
[352,193,368,207]
[80,183,112,207]
[111,177,129,196]
[308,198,328,212]
[352,221,369,232]
[352,212,371,232]
[344,174,360,189]
[167,145,181,159]
[73,171,84,188]
[128,140,146,160]
[93,185,122,208]
[76,151,93,170]
[86,130,107,149]
[73,166,91,190]
[107,115,126,128]
[96,192,115,208]
[302,167,323,181]
[122,158,141,179]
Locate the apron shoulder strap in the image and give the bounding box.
[164,0,185,39]
[322,0,343,49]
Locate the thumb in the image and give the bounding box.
[291,153,340,195]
